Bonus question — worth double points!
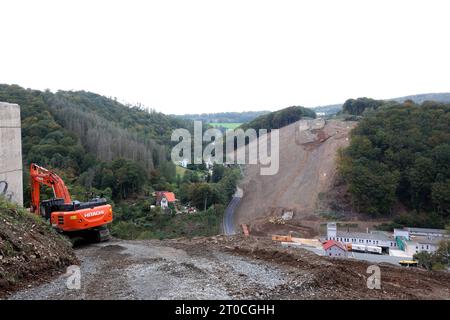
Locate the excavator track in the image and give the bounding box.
[67,226,111,247]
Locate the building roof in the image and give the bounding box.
[323,240,347,251]
[156,191,176,202]
[405,227,448,234]
[336,231,393,241]
[407,237,443,245]
[162,192,176,202]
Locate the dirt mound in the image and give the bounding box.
[233,119,356,235]
[8,235,450,299]
[0,197,77,296]
[217,236,450,299]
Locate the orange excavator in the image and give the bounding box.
[30,163,113,242]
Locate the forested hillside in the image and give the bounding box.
[323,93,450,117]
[240,106,316,133]
[46,91,192,172]
[341,93,450,117]
[0,84,187,201]
[339,100,450,228]
[341,97,385,115]
[0,84,239,239]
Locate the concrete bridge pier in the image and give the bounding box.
[0,102,23,206]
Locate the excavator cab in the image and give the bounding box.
[30,163,113,242]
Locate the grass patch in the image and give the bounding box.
[208,122,242,129]
[176,165,188,177]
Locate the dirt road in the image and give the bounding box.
[7,236,450,300]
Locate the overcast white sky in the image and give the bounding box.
[1,0,450,114]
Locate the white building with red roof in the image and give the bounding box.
[155,191,177,209]
[323,240,348,258]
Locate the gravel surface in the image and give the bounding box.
[6,236,450,300]
[7,238,290,300]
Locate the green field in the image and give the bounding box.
[176,165,188,177]
[208,122,242,129]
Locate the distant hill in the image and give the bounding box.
[312,92,450,116]
[177,93,450,122]
[240,106,316,133]
[390,92,450,104]
[176,111,270,124]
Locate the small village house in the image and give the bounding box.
[323,240,348,258]
[154,191,177,210]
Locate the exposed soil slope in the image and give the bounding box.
[0,198,77,297]
[232,119,356,236]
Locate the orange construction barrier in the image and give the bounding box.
[271,234,293,242]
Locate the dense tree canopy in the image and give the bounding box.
[0,84,190,204]
[240,106,316,133]
[0,84,242,239]
[339,100,450,225]
[342,97,384,115]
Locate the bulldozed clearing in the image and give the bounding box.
[7,236,450,300]
[234,119,357,237]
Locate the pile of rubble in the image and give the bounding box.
[0,198,77,296]
[268,211,294,225]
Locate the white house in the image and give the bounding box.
[323,240,348,258]
[179,159,189,168]
[404,239,441,256]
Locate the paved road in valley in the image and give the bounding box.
[223,187,243,235]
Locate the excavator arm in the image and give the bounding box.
[30,163,72,214]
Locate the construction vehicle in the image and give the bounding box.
[399,260,419,267]
[30,163,113,242]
